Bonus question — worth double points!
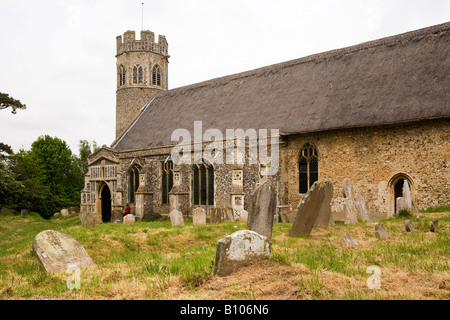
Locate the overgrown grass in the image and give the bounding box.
[420,204,450,213]
[0,210,449,300]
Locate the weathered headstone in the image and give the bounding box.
[20,209,29,218]
[169,209,184,226]
[32,230,95,273]
[405,220,414,235]
[123,214,136,225]
[374,222,389,240]
[313,181,334,228]
[209,208,222,224]
[430,220,438,232]
[402,180,413,211]
[342,179,358,225]
[79,211,96,227]
[0,208,13,215]
[341,233,358,249]
[234,209,248,222]
[277,205,291,223]
[247,182,277,239]
[111,209,123,224]
[222,208,234,221]
[354,193,370,222]
[214,230,271,277]
[61,209,69,216]
[289,181,333,237]
[54,212,60,217]
[192,207,206,225]
[396,197,406,215]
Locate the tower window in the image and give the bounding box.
[161,160,173,205]
[133,65,143,84]
[119,65,126,86]
[152,65,161,86]
[192,162,214,206]
[299,143,318,193]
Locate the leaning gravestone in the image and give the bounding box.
[289,181,333,237]
[247,182,277,239]
[61,209,69,217]
[405,220,414,235]
[341,233,359,249]
[313,181,334,228]
[430,220,438,232]
[192,207,206,225]
[214,230,271,276]
[32,230,95,273]
[169,209,184,226]
[354,193,370,222]
[374,223,389,240]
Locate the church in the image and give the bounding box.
[80,22,449,227]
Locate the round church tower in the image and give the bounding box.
[115,30,169,138]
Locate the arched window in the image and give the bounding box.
[299,143,318,193]
[128,167,140,204]
[193,162,214,206]
[161,160,173,205]
[133,65,143,84]
[152,65,161,86]
[119,65,126,86]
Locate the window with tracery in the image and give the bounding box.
[152,65,161,86]
[161,160,173,205]
[119,65,126,86]
[192,162,214,206]
[128,167,140,204]
[299,143,318,193]
[133,65,143,84]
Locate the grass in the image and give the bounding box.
[0,209,448,300]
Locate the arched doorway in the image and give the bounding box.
[388,173,415,216]
[101,184,112,223]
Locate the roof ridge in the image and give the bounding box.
[159,21,450,98]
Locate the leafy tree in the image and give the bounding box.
[0,142,13,159]
[0,92,26,114]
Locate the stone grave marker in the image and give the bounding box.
[61,209,69,216]
[396,197,406,215]
[313,180,334,228]
[341,233,359,249]
[405,220,414,235]
[32,230,95,273]
[209,208,222,224]
[430,220,438,232]
[354,193,370,222]
[123,214,136,225]
[192,207,206,225]
[214,230,271,277]
[234,209,248,222]
[247,182,277,239]
[374,222,389,240]
[170,209,184,226]
[342,179,358,225]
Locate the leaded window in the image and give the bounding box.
[119,65,126,86]
[192,162,214,206]
[299,143,318,193]
[152,65,161,86]
[161,160,173,205]
[128,167,140,204]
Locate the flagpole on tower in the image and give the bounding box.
[141,2,144,30]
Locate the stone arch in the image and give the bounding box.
[388,173,416,216]
[98,181,112,223]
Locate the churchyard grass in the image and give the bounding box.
[0,210,448,300]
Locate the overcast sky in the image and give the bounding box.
[0,0,449,155]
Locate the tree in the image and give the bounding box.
[0,92,26,114]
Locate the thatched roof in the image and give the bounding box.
[113,22,450,150]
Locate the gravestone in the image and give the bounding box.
[405,220,414,235]
[374,223,389,240]
[402,180,413,211]
[79,211,96,227]
[111,209,123,224]
[209,208,222,224]
[354,193,370,222]
[396,197,406,215]
[192,207,206,225]
[169,209,184,226]
[234,209,248,222]
[313,181,334,228]
[430,220,438,232]
[341,233,358,249]
[123,214,135,225]
[289,181,333,237]
[247,182,277,239]
[32,230,95,273]
[20,209,29,218]
[214,230,271,277]
[60,209,69,216]
[222,208,234,221]
[342,178,358,224]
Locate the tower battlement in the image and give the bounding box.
[116,30,169,57]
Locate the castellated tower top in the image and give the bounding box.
[116,30,169,57]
